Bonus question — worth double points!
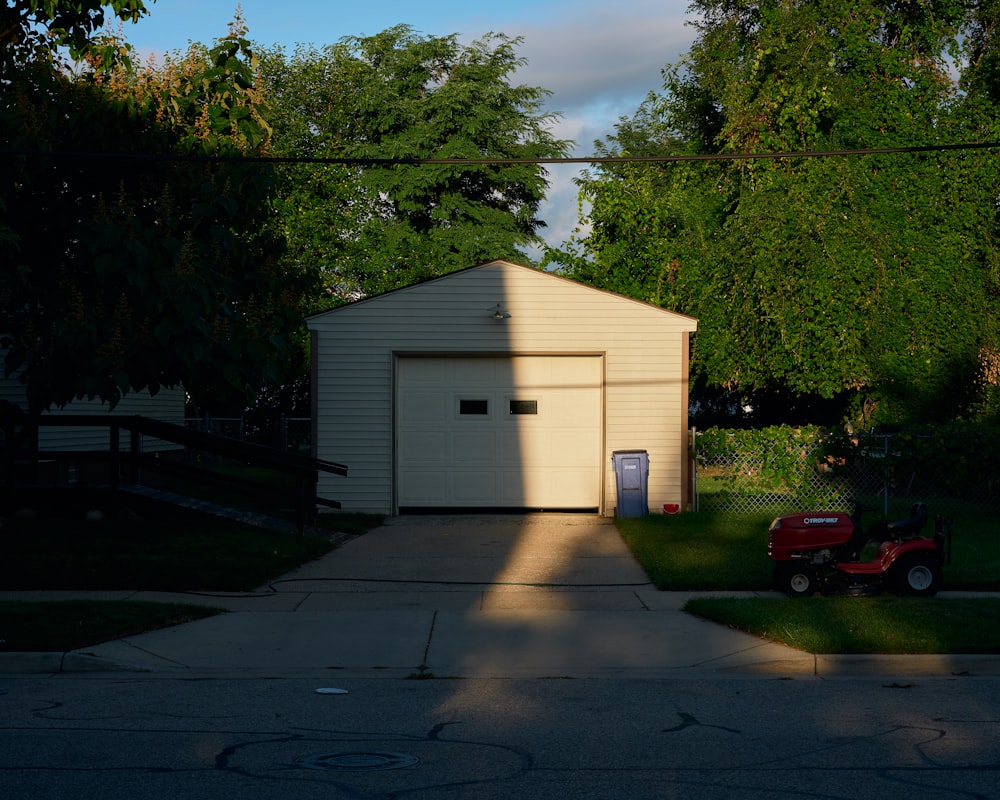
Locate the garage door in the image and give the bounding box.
[396,355,602,510]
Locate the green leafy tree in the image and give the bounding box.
[0,0,149,70]
[2,8,316,413]
[256,26,572,301]
[550,0,1000,426]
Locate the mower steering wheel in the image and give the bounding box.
[848,498,877,513]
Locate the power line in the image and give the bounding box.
[3,140,1000,165]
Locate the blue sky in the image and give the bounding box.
[121,0,696,252]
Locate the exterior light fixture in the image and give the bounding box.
[490,302,511,321]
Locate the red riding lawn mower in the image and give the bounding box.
[768,500,953,597]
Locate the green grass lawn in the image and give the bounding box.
[685,596,1000,654]
[616,507,1000,591]
[1,513,337,592]
[4,500,997,656]
[0,506,385,652]
[617,512,776,590]
[616,505,1000,654]
[0,601,222,652]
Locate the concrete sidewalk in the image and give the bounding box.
[2,514,998,677]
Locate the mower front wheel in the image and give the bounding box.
[890,554,942,597]
[775,563,818,598]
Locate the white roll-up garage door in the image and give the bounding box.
[396,355,602,510]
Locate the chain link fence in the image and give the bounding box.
[279,417,311,454]
[693,426,999,516]
[176,416,310,452]
[182,416,244,440]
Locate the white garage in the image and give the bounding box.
[307,260,697,516]
[396,355,602,510]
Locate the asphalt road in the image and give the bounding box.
[5,514,998,798]
[2,672,998,800]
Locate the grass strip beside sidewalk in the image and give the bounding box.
[617,508,1000,655]
[0,600,222,652]
[685,596,1000,654]
[0,509,385,653]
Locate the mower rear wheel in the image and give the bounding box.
[775,563,818,598]
[889,553,942,597]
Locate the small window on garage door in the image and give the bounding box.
[458,398,490,416]
[508,399,538,415]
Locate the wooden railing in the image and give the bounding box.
[2,414,347,533]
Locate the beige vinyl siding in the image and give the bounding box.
[605,353,689,509]
[312,342,394,511]
[308,260,697,515]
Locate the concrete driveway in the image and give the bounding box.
[4,514,993,677]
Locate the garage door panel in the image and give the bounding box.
[399,359,446,385]
[501,468,597,508]
[508,427,600,467]
[509,435,549,466]
[398,470,448,503]
[510,357,549,386]
[548,469,599,506]
[499,430,526,466]
[452,471,498,503]
[399,390,446,422]
[450,431,497,462]
[550,356,600,386]
[499,470,529,505]
[399,431,446,462]
[548,390,600,423]
[397,356,601,509]
[454,358,504,385]
[549,430,601,464]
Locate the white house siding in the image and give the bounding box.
[0,382,186,452]
[308,260,697,515]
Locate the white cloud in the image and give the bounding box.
[503,2,696,250]
[125,0,699,253]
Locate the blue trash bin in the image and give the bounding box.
[612,450,649,517]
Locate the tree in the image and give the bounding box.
[256,26,572,302]
[550,0,1000,426]
[1,7,316,413]
[0,0,149,71]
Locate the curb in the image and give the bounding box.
[0,652,151,674]
[813,653,1000,678]
[5,651,1000,677]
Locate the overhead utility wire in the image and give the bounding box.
[3,140,1000,165]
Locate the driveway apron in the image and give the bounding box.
[56,515,815,677]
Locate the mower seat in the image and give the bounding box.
[887,502,928,537]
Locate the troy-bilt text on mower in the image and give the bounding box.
[768,501,952,597]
